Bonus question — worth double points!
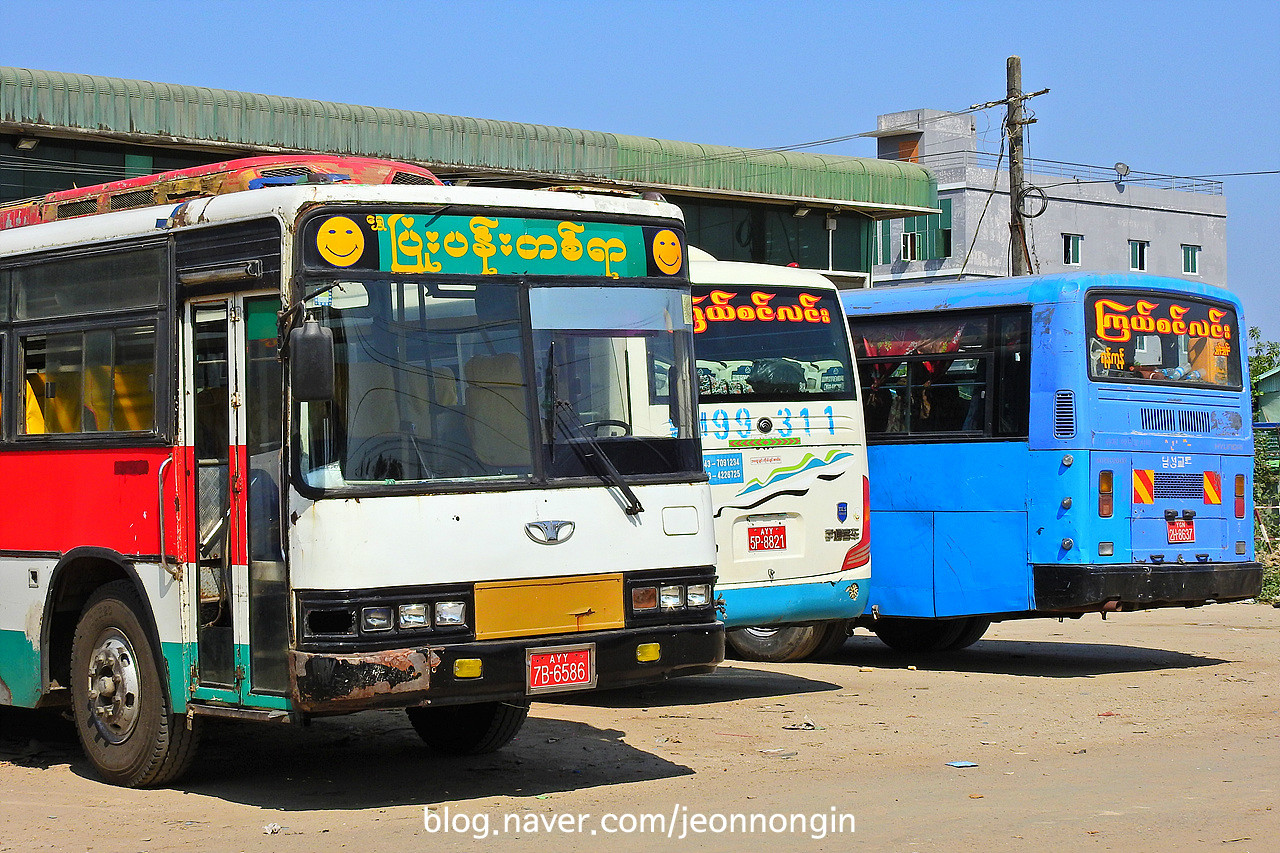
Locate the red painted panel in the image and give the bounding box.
[0,446,181,557]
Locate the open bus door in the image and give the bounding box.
[183,294,287,706]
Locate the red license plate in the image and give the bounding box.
[748,525,787,551]
[527,644,596,695]
[1167,520,1196,543]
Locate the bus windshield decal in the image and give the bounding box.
[305,212,683,279]
[692,289,832,334]
[1086,293,1241,389]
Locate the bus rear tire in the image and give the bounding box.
[945,618,991,650]
[726,625,826,662]
[70,580,200,788]
[406,699,530,755]
[871,617,966,654]
[806,621,851,659]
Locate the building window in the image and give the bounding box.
[901,231,918,261]
[1062,233,1082,266]
[875,219,892,265]
[899,199,952,262]
[1129,240,1149,272]
[1183,244,1200,275]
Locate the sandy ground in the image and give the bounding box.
[1,603,1277,853]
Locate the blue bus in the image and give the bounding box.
[844,272,1261,653]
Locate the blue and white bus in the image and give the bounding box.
[690,250,869,661]
[844,272,1261,653]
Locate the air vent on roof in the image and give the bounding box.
[1053,390,1075,439]
[391,171,435,185]
[56,199,98,219]
[108,189,156,210]
[260,166,311,178]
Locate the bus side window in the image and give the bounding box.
[994,312,1031,437]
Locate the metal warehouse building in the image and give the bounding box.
[0,67,937,288]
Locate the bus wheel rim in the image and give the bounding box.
[86,629,142,743]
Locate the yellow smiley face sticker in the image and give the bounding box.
[652,229,683,275]
[316,216,365,267]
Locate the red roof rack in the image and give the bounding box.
[0,155,442,231]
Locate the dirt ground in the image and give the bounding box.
[1,603,1277,853]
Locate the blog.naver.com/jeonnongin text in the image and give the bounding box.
[423,804,855,841]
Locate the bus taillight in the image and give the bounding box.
[1235,474,1246,518]
[1098,470,1114,518]
[841,476,871,571]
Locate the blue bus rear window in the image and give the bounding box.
[1086,292,1242,389]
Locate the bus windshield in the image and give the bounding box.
[691,285,855,402]
[296,279,698,489]
[1086,291,1242,389]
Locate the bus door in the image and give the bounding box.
[184,294,287,704]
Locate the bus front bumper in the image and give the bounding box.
[288,622,724,713]
[1033,562,1263,613]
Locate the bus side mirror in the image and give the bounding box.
[289,319,335,402]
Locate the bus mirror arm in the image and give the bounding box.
[289,318,335,402]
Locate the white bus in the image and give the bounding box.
[0,157,722,786]
[689,250,870,662]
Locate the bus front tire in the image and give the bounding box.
[726,624,830,662]
[871,617,966,654]
[70,580,200,788]
[406,699,530,755]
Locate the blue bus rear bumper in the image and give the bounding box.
[1033,562,1262,612]
[719,578,868,628]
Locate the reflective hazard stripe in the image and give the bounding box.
[1204,471,1222,505]
[1133,469,1155,504]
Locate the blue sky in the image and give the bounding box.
[4,0,1278,339]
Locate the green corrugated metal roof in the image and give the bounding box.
[0,66,936,214]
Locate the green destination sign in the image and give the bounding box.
[308,211,685,279]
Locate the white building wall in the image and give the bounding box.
[870,110,1227,288]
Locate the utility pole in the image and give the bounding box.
[1007,56,1029,276]
[969,63,1048,277]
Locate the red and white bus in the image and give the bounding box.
[0,157,722,786]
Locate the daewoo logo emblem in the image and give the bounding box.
[525,520,575,545]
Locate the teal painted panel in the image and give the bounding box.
[0,629,41,707]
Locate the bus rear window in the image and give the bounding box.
[1086,293,1242,389]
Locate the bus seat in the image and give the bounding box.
[464,353,530,469]
[23,380,46,434]
[344,361,433,479]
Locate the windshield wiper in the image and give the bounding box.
[551,398,644,516]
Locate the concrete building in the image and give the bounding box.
[867,109,1226,287]
[0,67,938,288]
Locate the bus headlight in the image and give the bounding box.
[434,601,467,626]
[631,586,658,611]
[685,584,711,607]
[659,585,685,609]
[361,606,394,632]
[398,603,429,629]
